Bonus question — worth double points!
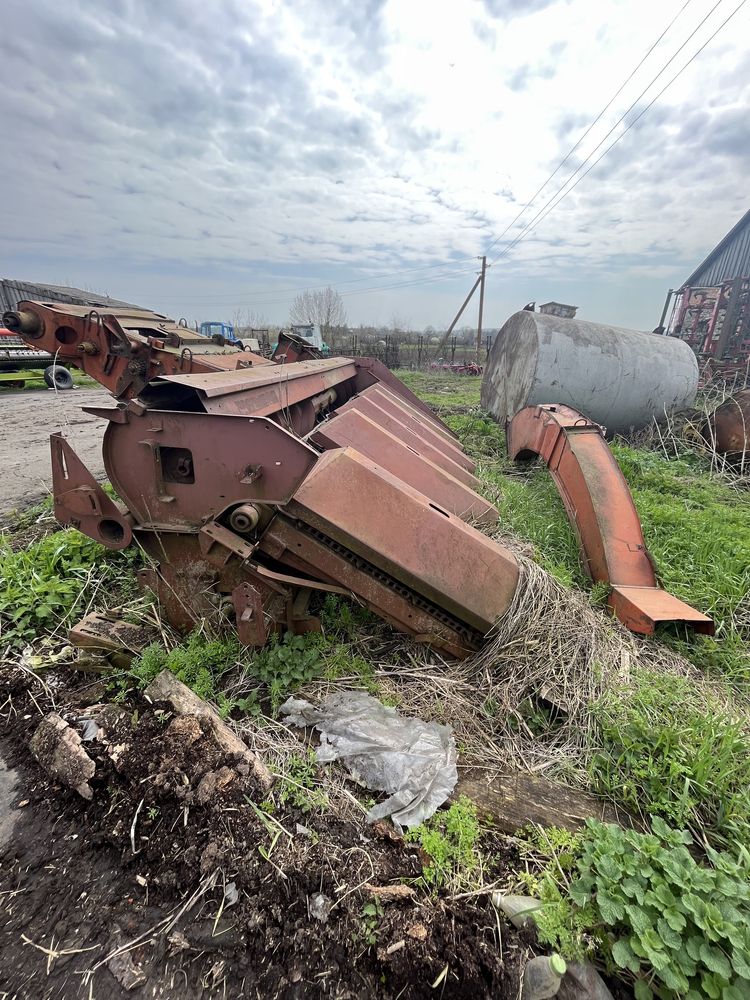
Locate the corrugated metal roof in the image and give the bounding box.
[0,278,141,315]
[683,209,750,288]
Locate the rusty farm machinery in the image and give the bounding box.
[5,300,714,652]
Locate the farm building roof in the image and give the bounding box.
[0,278,141,315]
[683,208,750,289]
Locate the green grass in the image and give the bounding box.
[0,528,139,649]
[592,670,750,850]
[397,371,750,686]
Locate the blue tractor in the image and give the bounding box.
[199,321,245,348]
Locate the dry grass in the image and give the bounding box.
[624,385,750,485]
[292,545,749,789]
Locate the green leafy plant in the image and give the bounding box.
[360,897,383,947]
[405,797,481,891]
[122,631,241,703]
[569,818,750,1000]
[591,670,750,850]
[276,749,328,813]
[0,529,137,649]
[517,826,598,961]
[319,594,375,641]
[248,632,324,711]
[520,819,750,998]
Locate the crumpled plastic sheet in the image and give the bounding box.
[280,691,457,830]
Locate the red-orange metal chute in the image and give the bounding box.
[506,404,714,636]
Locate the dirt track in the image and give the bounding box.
[0,386,108,518]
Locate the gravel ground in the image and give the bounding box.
[0,386,108,519]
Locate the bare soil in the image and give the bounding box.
[0,386,108,520]
[0,666,527,999]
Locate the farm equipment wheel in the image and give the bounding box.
[44,365,74,390]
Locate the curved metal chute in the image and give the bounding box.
[506,404,714,636]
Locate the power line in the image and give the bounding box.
[491,0,747,264]
[168,255,480,305]
[490,0,740,266]
[166,1,697,313]
[483,0,695,257]
[189,262,483,314]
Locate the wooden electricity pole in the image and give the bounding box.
[476,255,486,361]
[438,256,488,357]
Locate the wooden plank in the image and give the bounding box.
[454,767,627,835]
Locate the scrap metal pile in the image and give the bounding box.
[6,300,518,657]
[5,300,715,652]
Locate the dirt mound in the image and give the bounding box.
[0,665,525,998]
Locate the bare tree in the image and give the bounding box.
[289,287,347,346]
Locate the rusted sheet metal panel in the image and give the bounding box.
[353,356,459,437]
[150,360,360,422]
[157,358,357,397]
[346,392,479,487]
[339,390,478,486]
[260,518,477,658]
[310,409,497,525]
[610,587,715,636]
[507,404,714,635]
[367,383,469,454]
[4,299,271,398]
[703,388,750,455]
[286,447,519,633]
[98,408,318,527]
[51,434,133,549]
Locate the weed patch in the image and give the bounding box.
[120,631,254,715]
[518,818,750,998]
[0,529,138,650]
[405,796,481,891]
[275,749,329,813]
[248,632,324,711]
[591,670,750,850]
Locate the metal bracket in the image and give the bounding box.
[51,433,133,550]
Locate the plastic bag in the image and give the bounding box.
[280,691,457,829]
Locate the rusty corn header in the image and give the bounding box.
[23,300,519,657]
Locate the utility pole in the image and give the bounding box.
[476,255,486,361]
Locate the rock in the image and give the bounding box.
[144,670,273,793]
[310,892,333,923]
[200,841,221,874]
[29,713,95,800]
[108,949,146,991]
[166,715,203,745]
[196,766,236,805]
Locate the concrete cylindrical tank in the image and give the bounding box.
[481,311,699,433]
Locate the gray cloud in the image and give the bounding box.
[0,0,747,332]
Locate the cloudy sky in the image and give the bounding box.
[1,0,748,331]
